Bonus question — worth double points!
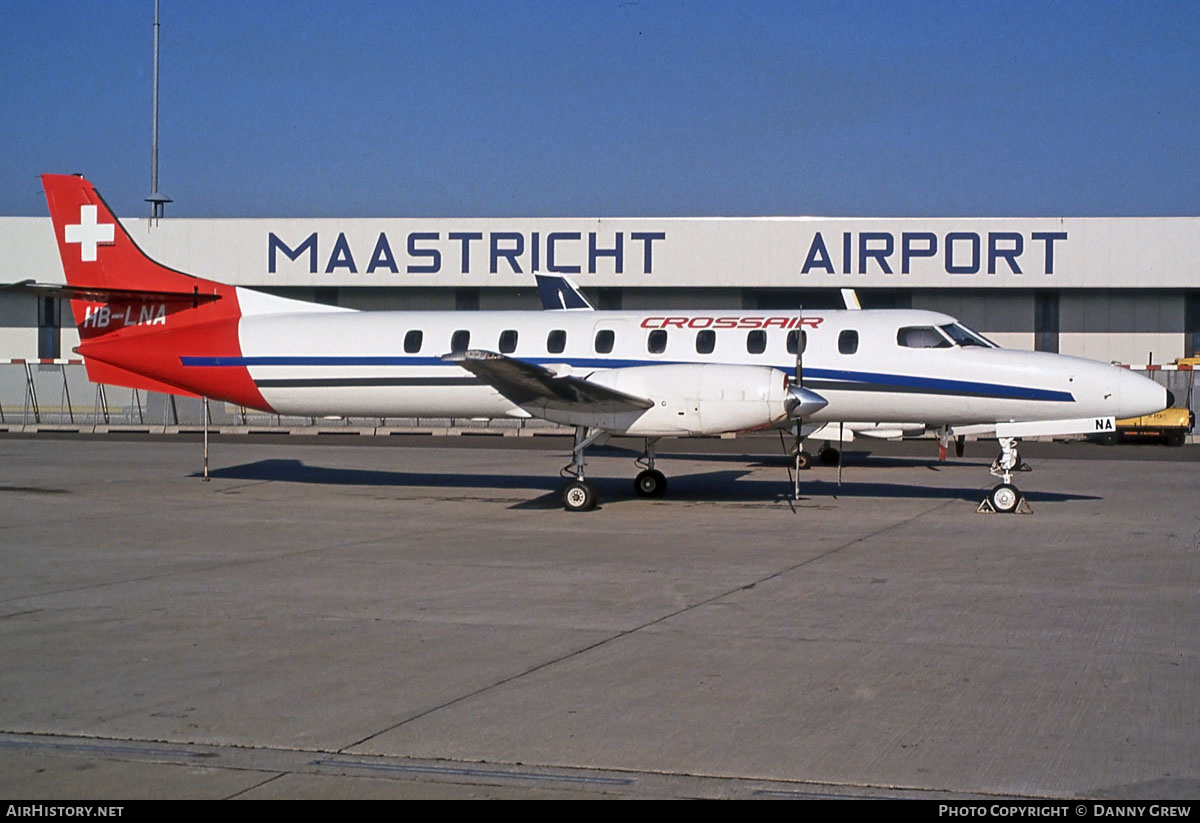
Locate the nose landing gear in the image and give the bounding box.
[980,436,1032,514]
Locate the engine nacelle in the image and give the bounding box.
[576,364,792,436]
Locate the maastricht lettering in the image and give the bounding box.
[268,231,666,276]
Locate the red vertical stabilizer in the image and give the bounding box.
[41,174,271,410]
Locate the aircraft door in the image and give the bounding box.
[592,319,629,360]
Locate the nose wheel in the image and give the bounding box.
[987,482,1020,513]
[980,436,1031,514]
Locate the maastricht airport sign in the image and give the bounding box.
[4,216,1198,290]
[265,227,1065,278]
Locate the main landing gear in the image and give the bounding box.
[982,436,1031,514]
[633,438,667,498]
[560,426,605,512]
[561,431,670,511]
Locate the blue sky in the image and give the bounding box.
[3,1,1198,217]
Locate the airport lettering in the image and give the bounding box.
[801,231,1067,276]
[268,231,665,276]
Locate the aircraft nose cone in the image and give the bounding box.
[1117,367,1169,418]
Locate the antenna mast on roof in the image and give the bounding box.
[147,0,171,222]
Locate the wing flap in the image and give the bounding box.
[443,350,653,414]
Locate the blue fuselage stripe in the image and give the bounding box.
[179,356,1074,403]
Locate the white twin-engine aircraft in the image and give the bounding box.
[33,174,1169,512]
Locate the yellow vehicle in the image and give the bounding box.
[1095,406,1195,446]
[1176,355,1200,367]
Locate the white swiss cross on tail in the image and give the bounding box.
[64,204,115,262]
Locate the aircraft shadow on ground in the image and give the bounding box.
[196,459,1101,508]
[594,445,993,471]
[200,459,562,492]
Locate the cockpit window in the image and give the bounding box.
[898,326,953,349]
[941,323,998,348]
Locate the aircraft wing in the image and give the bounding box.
[443,350,653,414]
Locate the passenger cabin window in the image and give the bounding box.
[696,329,715,354]
[647,329,668,354]
[746,330,767,354]
[499,329,518,353]
[594,329,615,354]
[838,330,859,355]
[547,329,567,354]
[898,326,952,349]
[450,329,470,353]
[404,330,423,353]
[786,330,807,355]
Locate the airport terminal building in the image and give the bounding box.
[2,214,1198,366]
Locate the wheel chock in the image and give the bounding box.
[976,495,1034,514]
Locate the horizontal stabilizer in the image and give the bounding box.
[443,350,653,415]
[3,280,222,305]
